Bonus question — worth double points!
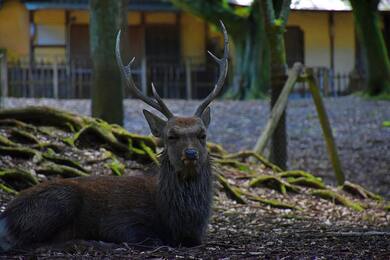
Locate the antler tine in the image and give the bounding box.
[115,30,173,119]
[151,82,173,118]
[194,20,229,117]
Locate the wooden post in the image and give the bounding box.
[141,57,147,95]
[52,60,59,99]
[185,59,192,100]
[306,68,345,185]
[253,63,303,154]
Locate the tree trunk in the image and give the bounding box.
[90,0,125,125]
[350,0,390,95]
[171,0,270,99]
[261,0,291,169]
[229,16,270,99]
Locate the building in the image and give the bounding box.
[0,0,389,98]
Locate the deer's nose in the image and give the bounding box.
[184,148,198,160]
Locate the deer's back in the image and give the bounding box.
[2,174,159,245]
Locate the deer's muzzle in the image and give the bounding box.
[184,148,198,160]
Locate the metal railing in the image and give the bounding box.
[4,57,219,100]
[291,67,366,98]
[2,56,366,100]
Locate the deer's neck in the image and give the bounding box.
[156,152,213,244]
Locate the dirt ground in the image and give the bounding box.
[4,96,389,199]
[0,96,389,259]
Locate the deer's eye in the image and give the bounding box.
[198,134,206,140]
[168,135,178,140]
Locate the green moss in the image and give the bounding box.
[287,177,326,189]
[106,157,125,176]
[37,163,89,178]
[0,168,39,186]
[341,181,383,201]
[10,129,40,145]
[0,134,18,147]
[249,175,299,194]
[311,189,364,212]
[0,145,41,160]
[216,173,246,204]
[43,149,88,173]
[0,183,18,195]
[246,194,297,210]
[278,170,319,180]
[384,204,390,211]
[215,159,252,172]
[139,141,159,165]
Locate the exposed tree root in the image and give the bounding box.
[215,172,246,204]
[0,106,86,131]
[0,106,386,214]
[214,159,251,173]
[10,128,41,145]
[0,183,18,195]
[207,142,228,157]
[42,149,88,173]
[222,150,283,172]
[244,193,298,210]
[0,168,39,186]
[105,155,125,176]
[287,177,326,189]
[341,181,382,201]
[249,175,300,194]
[0,146,41,160]
[37,163,89,178]
[0,135,18,147]
[311,189,364,212]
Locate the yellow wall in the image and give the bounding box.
[180,13,206,64]
[288,11,331,68]
[34,9,65,24]
[287,11,355,73]
[333,12,355,73]
[146,12,175,24]
[0,0,29,59]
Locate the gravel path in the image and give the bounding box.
[3,96,390,198]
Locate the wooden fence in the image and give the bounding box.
[292,67,366,98]
[4,57,218,100]
[2,56,364,100]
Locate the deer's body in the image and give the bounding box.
[0,21,228,252]
[0,151,213,251]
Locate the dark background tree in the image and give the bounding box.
[261,0,291,169]
[89,0,127,125]
[171,0,270,99]
[350,0,390,96]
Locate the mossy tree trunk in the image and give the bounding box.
[171,0,270,99]
[350,0,390,96]
[260,0,291,169]
[89,0,126,125]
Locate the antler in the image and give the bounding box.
[115,31,173,119]
[194,20,229,117]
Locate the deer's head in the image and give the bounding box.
[116,21,228,174]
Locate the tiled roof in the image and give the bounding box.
[21,0,177,11]
[229,0,390,11]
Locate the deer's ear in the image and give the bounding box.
[201,107,211,128]
[143,110,166,137]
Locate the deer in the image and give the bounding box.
[0,21,228,253]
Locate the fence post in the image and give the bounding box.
[253,63,303,155]
[141,57,147,95]
[185,59,192,100]
[52,60,59,99]
[306,68,345,185]
[0,51,8,103]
